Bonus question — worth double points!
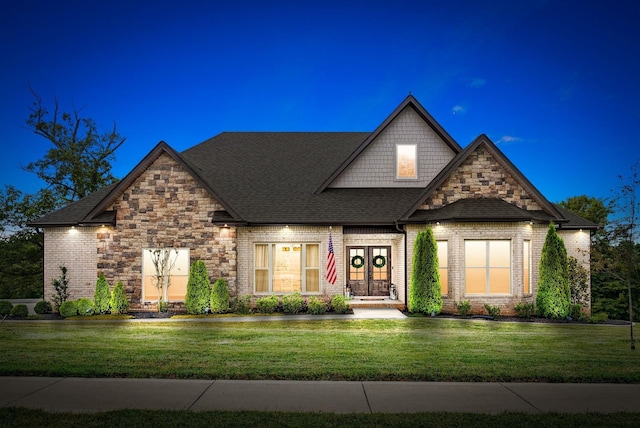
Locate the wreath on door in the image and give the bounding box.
[372,255,386,268]
[351,255,364,269]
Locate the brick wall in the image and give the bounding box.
[330,107,455,188]
[420,146,542,211]
[43,227,98,303]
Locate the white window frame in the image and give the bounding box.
[254,243,321,294]
[464,240,512,295]
[142,247,190,302]
[395,144,418,180]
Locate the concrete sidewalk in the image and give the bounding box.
[2,377,640,414]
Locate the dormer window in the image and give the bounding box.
[396,144,417,179]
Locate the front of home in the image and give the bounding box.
[31,96,596,314]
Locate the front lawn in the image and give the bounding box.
[1,318,638,382]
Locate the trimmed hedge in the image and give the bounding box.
[210,278,230,314]
[331,294,349,314]
[34,301,52,314]
[307,296,327,315]
[0,300,13,316]
[10,304,28,317]
[77,298,95,316]
[256,295,279,313]
[185,261,211,314]
[282,293,304,314]
[94,274,111,314]
[110,281,129,315]
[59,300,78,318]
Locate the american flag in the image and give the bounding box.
[326,233,337,284]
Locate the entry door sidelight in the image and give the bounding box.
[347,246,391,297]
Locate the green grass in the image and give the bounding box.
[1,318,638,382]
[3,408,640,428]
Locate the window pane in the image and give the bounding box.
[167,276,188,301]
[437,241,448,268]
[397,144,417,179]
[489,241,510,267]
[466,268,486,294]
[143,248,189,301]
[273,244,301,293]
[489,268,510,294]
[439,268,448,295]
[306,269,320,292]
[255,244,268,269]
[349,248,364,281]
[465,241,486,267]
[144,276,160,301]
[306,244,319,268]
[255,270,269,292]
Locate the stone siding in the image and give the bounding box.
[43,227,98,303]
[98,153,236,310]
[330,107,455,188]
[421,146,542,211]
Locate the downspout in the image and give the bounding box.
[395,221,408,312]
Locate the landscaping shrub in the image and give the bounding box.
[484,303,501,319]
[537,223,570,319]
[409,228,442,315]
[110,281,129,315]
[230,295,252,314]
[52,266,70,310]
[256,295,279,313]
[0,300,13,316]
[569,303,585,321]
[282,292,304,314]
[331,294,349,314]
[307,296,327,315]
[59,300,78,318]
[455,300,471,317]
[210,278,230,314]
[77,298,95,316]
[10,304,28,317]
[93,273,111,314]
[185,260,211,314]
[34,300,52,314]
[514,302,535,318]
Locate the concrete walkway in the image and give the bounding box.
[2,377,640,414]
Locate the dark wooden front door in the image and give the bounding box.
[347,246,391,297]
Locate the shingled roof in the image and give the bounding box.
[29,98,597,230]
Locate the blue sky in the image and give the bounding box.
[1,0,639,204]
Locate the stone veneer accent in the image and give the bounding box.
[421,146,542,211]
[330,107,456,188]
[97,153,236,310]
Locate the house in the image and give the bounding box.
[30,95,596,314]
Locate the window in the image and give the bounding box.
[349,248,365,281]
[523,240,531,294]
[396,144,417,179]
[254,243,320,293]
[142,248,190,301]
[465,240,511,294]
[437,241,448,295]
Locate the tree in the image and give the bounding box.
[409,228,442,315]
[110,281,129,315]
[536,223,570,319]
[185,260,211,314]
[210,278,230,314]
[24,87,125,204]
[0,90,125,299]
[93,273,111,314]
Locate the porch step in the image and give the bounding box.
[348,299,405,310]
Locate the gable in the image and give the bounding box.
[329,106,457,188]
[107,152,225,227]
[419,143,542,211]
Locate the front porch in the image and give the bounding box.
[347,296,405,310]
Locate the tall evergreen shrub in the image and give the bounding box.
[536,223,571,318]
[185,260,211,314]
[210,278,230,314]
[110,281,129,315]
[409,228,442,314]
[94,273,111,314]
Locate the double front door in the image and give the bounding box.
[347,246,391,297]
